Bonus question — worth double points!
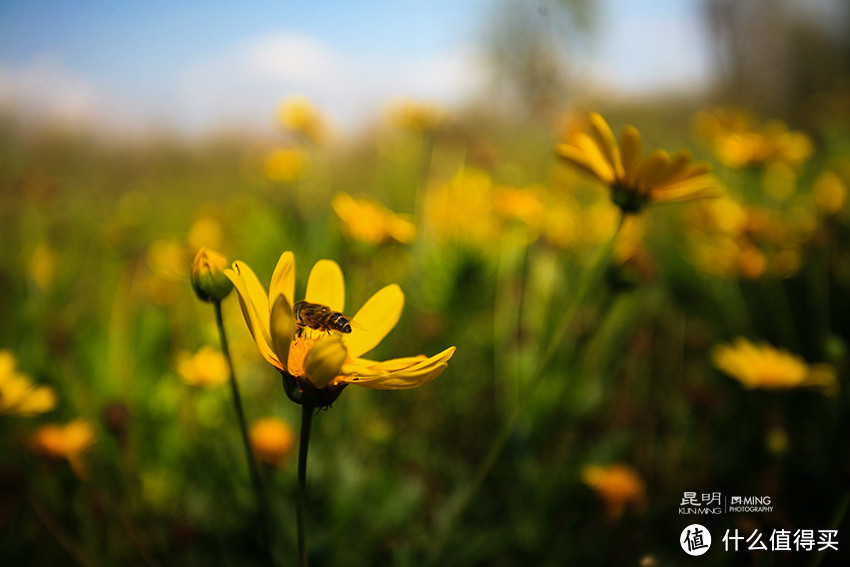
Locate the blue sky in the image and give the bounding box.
[0,0,715,136]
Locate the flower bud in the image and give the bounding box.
[191,248,233,302]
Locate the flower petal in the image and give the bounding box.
[619,126,643,180]
[341,346,455,390]
[270,295,296,371]
[343,284,404,358]
[305,259,345,312]
[303,336,348,389]
[588,113,624,178]
[225,262,278,367]
[269,251,296,313]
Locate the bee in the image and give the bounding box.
[293,300,352,337]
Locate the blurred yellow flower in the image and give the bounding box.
[712,337,836,392]
[27,242,57,291]
[813,170,847,215]
[250,417,296,466]
[0,350,57,416]
[581,463,646,522]
[556,113,722,213]
[386,98,445,132]
[696,109,814,169]
[686,196,814,280]
[187,216,224,251]
[264,147,309,183]
[30,419,97,479]
[177,346,229,387]
[424,167,497,245]
[276,95,323,141]
[225,252,455,407]
[332,192,416,245]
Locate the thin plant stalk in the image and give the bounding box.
[214,300,275,566]
[297,404,315,567]
[429,213,625,563]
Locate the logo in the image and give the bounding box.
[681,524,712,556]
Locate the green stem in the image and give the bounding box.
[428,213,625,563]
[214,301,275,566]
[297,404,315,567]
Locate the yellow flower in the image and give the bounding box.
[225,252,455,407]
[0,350,57,416]
[276,95,323,141]
[385,98,445,132]
[712,337,836,392]
[556,113,722,213]
[30,419,97,479]
[191,247,233,303]
[188,216,224,251]
[177,346,229,387]
[264,147,310,183]
[581,463,646,522]
[27,242,57,291]
[713,120,813,169]
[250,417,296,466]
[813,171,847,215]
[332,192,416,245]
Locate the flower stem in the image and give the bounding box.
[214,300,275,566]
[429,213,625,563]
[297,404,315,567]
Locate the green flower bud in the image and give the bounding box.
[191,248,233,302]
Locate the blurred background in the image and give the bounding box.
[2,0,850,565]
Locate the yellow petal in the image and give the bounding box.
[270,295,296,372]
[225,262,278,367]
[619,126,642,179]
[634,150,671,190]
[269,251,296,313]
[574,132,617,183]
[343,284,404,358]
[305,259,345,312]
[556,144,605,180]
[303,336,348,389]
[588,113,624,178]
[342,346,455,390]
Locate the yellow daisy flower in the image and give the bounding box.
[556,113,722,213]
[30,419,97,479]
[250,417,296,467]
[225,252,455,407]
[712,337,836,392]
[0,350,57,416]
[581,463,646,522]
[176,346,229,387]
[331,192,416,245]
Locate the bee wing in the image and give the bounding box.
[349,319,368,332]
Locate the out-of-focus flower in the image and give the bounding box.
[250,417,296,466]
[0,350,56,416]
[276,95,323,141]
[225,252,455,407]
[191,248,233,303]
[332,192,416,245]
[695,109,814,169]
[424,167,497,246]
[386,98,445,132]
[812,170,847,215]
[188,217,224,251]
[712,337,836,392]
[177,346,229,387]
[264,147,309,183]
[556,113,722,214]
[685,196,814,280]
[26,242,57,291]
[581,463,646,521]
[30,420,97,479]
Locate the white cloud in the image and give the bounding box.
[177,31,489,134]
